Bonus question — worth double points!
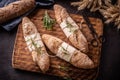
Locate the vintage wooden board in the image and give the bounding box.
[12,9,103,80]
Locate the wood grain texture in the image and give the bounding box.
[12,9,103,80]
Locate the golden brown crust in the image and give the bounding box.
[69,30,88,52]
[32,50,50,73]
[54,4,88,53]
[54,5,62,24]
[71,51,94,69]
[36,51,50,73]
[22,17,38,36]
[22,17,50,73]
[0,0,35,24]
[42,34,94,69]
[54,4,69,24]
[42,34,63,54]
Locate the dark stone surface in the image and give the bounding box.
[0,0,120,80]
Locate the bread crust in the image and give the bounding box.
[22,17,50,73]
[0,0,35,24]
[54,4,88,53]
[42,34,94,69]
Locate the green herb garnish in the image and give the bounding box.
[61,46,69,55]
[66,20,76,33]
[59,65,69,71]
[43,11,55,30]
[64,77,72,80]
[31,39,42,54]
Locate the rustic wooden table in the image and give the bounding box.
[0,0,120,80]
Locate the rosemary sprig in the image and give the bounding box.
[61,46,69,55]
[26,38,31,42]
[64,77,72,80]
[66,20,76,33]
[59,65,69,71]
[43,11,55,30]
[31,39,42,54]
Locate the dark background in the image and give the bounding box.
[0,0,120,80]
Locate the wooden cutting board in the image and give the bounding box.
[12,9,103,80]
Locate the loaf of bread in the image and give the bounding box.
[22,17,50,73]
[54,4,88,53]
[0,0,35,24]
[42,34,94,69]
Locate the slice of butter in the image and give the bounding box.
[24,33,44,52]
[57,42,76,62]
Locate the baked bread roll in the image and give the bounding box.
[0,0,35,24]
[22,17,50,73]
[54,4,88,53]
[42,34,94,69]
